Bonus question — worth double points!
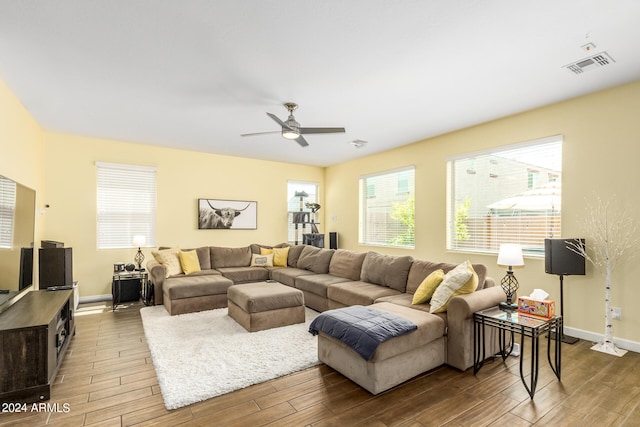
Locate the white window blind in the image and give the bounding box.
[446,136,562,256]
[97,162,157,249]
[287,181,319,244]
[359,166,415,248]
[0,176,16,249]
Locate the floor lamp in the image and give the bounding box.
[544,238,586,344]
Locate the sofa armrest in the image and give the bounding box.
[146,258,166,305]
[445,285,505,371]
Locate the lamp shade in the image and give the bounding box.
[133,235,146,247]
[497,244,524,269]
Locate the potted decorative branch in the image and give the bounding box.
[567,196,638,357]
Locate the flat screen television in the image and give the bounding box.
[0,174,36,314]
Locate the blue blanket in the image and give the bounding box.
[309,305,418,361]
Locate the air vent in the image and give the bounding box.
[350,139,368,148]
[564,51,615,75]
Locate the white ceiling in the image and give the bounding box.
[1,1,640,167]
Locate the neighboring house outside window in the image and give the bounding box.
[359,166,415,248]
[447,136,562,256]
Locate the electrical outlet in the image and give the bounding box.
[612,307,622,320]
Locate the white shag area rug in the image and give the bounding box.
[140,305,320,410]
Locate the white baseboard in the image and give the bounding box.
[564,326,640,353]
[79,294,112,304]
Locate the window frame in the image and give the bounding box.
[96,161,157,250]
[0,176,16,249]
[446,135,563,257]
[359,165,415,249]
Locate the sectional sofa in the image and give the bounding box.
[146,243,505,392]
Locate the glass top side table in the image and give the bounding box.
[473,306,562,399]
[112,270,148,311]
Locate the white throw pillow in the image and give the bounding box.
[151,248,183,278]
[250,253,274,267]
[429,261,478,313]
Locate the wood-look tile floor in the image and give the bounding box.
[2,301,639,426]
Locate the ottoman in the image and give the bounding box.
[227,281,305,332]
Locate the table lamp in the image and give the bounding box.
[133,235,146,271]
[497,243,524,312]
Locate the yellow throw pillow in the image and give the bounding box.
[412,269,445,305]
[178,250,201,275]
[260,247,274,255]
[250,253,274,267]
[151,248,183,278]
[429,261,478,313]
[272,246,290,267]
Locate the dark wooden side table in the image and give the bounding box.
[112,270,148,311]
[473,306,562,398]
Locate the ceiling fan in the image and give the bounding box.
[241,102,345,147]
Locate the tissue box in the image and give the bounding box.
[517,297,556,318]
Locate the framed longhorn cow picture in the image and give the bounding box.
[198,199,258,230]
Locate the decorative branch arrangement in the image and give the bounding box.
[567,195,639,357]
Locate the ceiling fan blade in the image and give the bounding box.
[240,131,281,137]
[266,112,292,130]
[295,135,309,147]
[299,127,346,134]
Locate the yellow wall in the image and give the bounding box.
[326,80,640,344]
[0,78,46,290]
[2,74,640,346]
[42,132,324,298]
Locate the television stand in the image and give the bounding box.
[0,289,75,404]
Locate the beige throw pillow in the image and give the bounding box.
[250,253,274,267]
[152,248,183,278]
[429,261,478,313]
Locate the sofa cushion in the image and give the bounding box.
[178,250,201,275]
[151,248,183,278]
[430,261,478,313]
[407,260,487,293]
[270,267,315,287]
[295,274,353,298]
[163,274,233,300]
[360,252,414,292]
[287,245,306,268]
[329,250,366,280]
[210,246,252,268]
[364,302,446,362]
[328,281,402,307]
[297,246,335,274]
[250,243,290,254]
[216,266,270,284]
[412,269,445,304]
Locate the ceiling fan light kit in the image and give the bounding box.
[242,102,345,147]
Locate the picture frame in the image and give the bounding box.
[198,199,257,230]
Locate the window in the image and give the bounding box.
[97,162,157,249]
[447,136,562,256]
[287,181,319,244]
[359,166,415,248]
[0,176,16,249]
